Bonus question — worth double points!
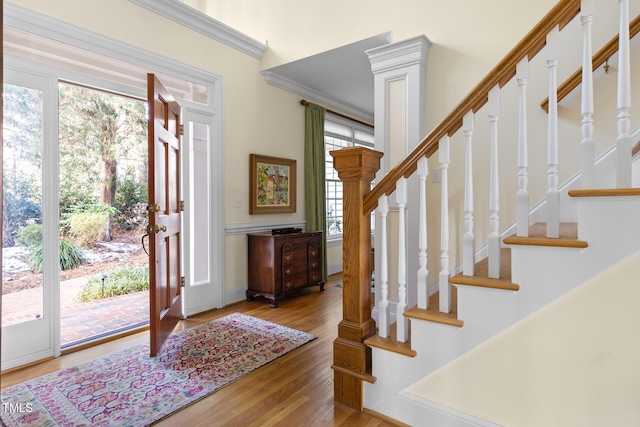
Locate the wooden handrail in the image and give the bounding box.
[362,0,581,215]
[541,14,640,112]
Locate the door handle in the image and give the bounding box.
[146,224,167,234]
[147,203,161,212]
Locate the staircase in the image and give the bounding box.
[330,0,640,425]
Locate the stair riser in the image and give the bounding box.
[366,347,427,409]
[575,197,640,248]
[455,286,519,335]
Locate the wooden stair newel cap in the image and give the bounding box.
[330,147,383,181]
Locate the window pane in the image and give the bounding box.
[324,117,374,239]
[2,83,44,327]
[355,129,375,145]
[325,120,352,139]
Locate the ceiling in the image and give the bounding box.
[261,32,392,124]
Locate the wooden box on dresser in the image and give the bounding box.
[247,231,324,307]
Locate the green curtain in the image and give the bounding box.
[304,102,327,280]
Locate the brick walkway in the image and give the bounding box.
[2,276,148,347]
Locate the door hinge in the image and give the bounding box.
[181,276,186,287]
[179,200,184,212]
[179,124,184,136]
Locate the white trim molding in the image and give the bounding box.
[368,34,431,317]
[5,3,221,95]
[128,0,267,59]
[376,391,502,427]
[367,35,432,76]
[261,71,374,124]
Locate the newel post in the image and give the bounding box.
[330,146,383,411]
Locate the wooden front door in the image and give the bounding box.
[147,74,183,357]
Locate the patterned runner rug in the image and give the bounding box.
[1,313,316,426]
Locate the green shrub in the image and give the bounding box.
[29,239,86,272]
[68,212,107,247]
[17,223,43,248]
[77,264,149,302]
[115,176,148,231]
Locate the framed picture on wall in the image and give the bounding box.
[249,154,297,214]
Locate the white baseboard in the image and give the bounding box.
[224,286,247,306]
[373,391,502,427]
[328,260,343,276]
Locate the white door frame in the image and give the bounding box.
[2,4,224,370]
[1,62,60,370]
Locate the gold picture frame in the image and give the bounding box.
[249,154,296,214]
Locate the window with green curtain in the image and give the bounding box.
[323,113,375,241]
[304,102,327,279]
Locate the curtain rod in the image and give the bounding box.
[299,100,374,129]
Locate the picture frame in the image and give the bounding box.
[249,154,297,214]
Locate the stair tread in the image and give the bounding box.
[503,222,588,248]
[569,188,640,198]
[405,287,464,327]
[450,248,519,290]
[365,321,417,357]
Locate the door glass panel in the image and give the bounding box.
[2,83,44,327]
[190,121,210,286]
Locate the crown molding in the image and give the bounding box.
[261,71,374,124]
[4,2,221,94]
[128,0,267,59]
[367,35,432,75]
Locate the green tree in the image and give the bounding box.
[58,83,147,241]
[2,83,44,246]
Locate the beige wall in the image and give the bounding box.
[14,0,638,301]
[193,0,557,129]
[10,0,307,297]
[190,0,639,286]
[407,250,640,426]
[11,1,640,420]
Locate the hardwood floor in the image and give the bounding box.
[1,274,398,426]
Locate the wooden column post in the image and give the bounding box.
[330,147,382,411]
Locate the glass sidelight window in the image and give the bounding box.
[2,83,45,327]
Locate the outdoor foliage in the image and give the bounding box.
[17,223,42,248]
[3,83,43,247]
[59,83,147,241]
[4,80,147,281]
[77,264,149,302]
[68,212,108,247]
[29,239,86,272]
[114,175,148,231]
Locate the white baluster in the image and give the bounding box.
[396,177,408,342]
[546,26,560,238]
[580,0,596,189]
[417,157,429,310]
[516,58,529,237]
[488,86,501,279]
[377,195,390,338]
[616,0,632,188]
[462,112,475,275]
[439,136,451,313]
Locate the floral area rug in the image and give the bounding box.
[0,313,316,426]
